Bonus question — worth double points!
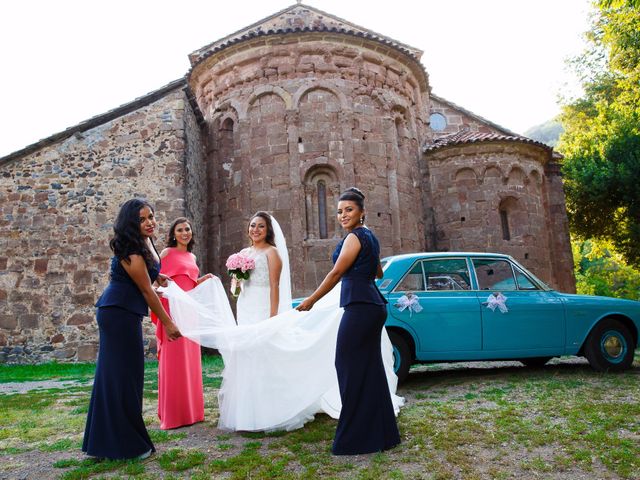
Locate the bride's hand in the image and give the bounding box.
[295,298,315,311]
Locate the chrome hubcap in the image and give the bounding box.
[603,335,623,358]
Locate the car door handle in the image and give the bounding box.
[481,302,489,306]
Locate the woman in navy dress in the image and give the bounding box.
[82,198,181,460]
[296,187,400,455]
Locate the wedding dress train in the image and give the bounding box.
[160,277,404,432]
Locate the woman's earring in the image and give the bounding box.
[360,217,364,224]
[172,237,176,241]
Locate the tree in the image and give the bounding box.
[558,1,640,266]
[572,238,640,300]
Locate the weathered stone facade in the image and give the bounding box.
[191,29,429,291]
[0,86,202,362]
[0,4,575,362]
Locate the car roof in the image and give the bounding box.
[382,252,513,262]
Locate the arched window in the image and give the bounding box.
[500,209,511,241]
[220,118,235,159]
[498,197,519,241]
[303,166,339,240]
[317,180,328,239]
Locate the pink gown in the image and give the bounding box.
[152,248,204,429]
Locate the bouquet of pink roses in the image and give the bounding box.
[226,252,256,297]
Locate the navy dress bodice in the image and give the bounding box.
[95,257,160,316]
[332,227,386,307]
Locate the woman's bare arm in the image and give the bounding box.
[295,234,361,311]
[266,247,283,317]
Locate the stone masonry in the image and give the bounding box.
[0,86,203,362]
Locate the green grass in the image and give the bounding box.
[157,448,206,471]
[0,362,97,383]
[0,353,638,479]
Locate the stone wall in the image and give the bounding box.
[190,34,430,295]
[430,96,503,137]
[183,96,208,268]
[0,88,200,362]
[424,141,572,290]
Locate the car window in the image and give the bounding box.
[514,266,539,290]
[473,259,517,290]
[394,262,425,292]
[423,259,471,290]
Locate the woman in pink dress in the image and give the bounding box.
[152,217,213,429]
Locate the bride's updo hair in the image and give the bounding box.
[339,187,365,210]
[249,211,276,247]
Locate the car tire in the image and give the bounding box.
[388,331,411,384]
[520,357,552,368]
[585,318,635,372]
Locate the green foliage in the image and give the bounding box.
[559,1,640,266]
[572,237,640,299]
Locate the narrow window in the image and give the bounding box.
[318,180,328,239]
[500,209,510,241]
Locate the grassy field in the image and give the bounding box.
[1,354,639,479]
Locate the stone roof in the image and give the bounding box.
[188,3,424,67]
[423,129,554,154]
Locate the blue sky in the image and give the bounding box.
[0,0,591,157]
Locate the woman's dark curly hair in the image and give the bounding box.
[109,198,156,268]
[248,211,276,247]
[166,217,195,252]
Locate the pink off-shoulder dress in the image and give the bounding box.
[152,248,204,429]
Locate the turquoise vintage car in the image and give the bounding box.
[377,253,640,382]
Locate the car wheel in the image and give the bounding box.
[585,318,635,372]
[520,357,552,368]
[388,331,411,384]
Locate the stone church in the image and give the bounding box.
[0,3,575,362]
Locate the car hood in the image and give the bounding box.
[556,292,640,310]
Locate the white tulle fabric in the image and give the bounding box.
[160,277,405,432]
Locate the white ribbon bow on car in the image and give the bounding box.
[394,293,424,316]
[485,292,508,313]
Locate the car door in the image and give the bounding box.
[388,257,482,355]
[473,258,565,353]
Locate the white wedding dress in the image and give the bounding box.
[160,216,404,432]
[236,248,274,325]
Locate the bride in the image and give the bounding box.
[236,211,291,324]
[160,213,403,432]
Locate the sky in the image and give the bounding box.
[0,0,593,158]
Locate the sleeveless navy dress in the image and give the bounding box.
[332,227,401,455]
[82,257,158,459]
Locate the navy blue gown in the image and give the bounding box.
[332,227,401,455]
[82,256,158,459]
